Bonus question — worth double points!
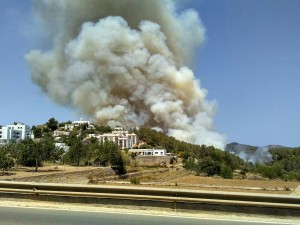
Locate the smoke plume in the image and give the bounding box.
[26,0,226,149]
[248,147,273,164]
[237,147,273,164]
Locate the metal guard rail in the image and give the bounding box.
[0,181,299,210]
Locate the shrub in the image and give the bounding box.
[130,177,140,185]
[183,158,196,171]
[240,170,247,179]
[200,157,221,177]
[220,164,233,179]
[0,152,14,172]
[257,163,283,180]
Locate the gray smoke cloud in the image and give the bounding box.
[247,147,273,164]
[236,146,273,164]
[26,0,226,149]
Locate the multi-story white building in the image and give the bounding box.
[0,122,31,144]
[7,123,31,140]
[88,127,138,149]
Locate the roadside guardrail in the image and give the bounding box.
[0,181,299,214]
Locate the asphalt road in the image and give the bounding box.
[0,206,294,225]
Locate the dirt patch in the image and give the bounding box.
[0,165,106,183]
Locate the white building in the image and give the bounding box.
[72,119,90,126]
[129,148,167,156]
[7,123,31,140]
[0,123,31,144]
[88,127,138,149]
[64,124,75,131]
[53,130,70,137]
[65,119,94,131]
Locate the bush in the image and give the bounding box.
[183,158,196,171]
[0,152,14,172]
[257,163,283,180]
[220,164,233,179]
[240,170,247,179]
[296,172,300,181]
[130,177,140,185]
[200,157,221,177]
[111,164,127,175]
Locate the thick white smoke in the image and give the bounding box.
[26,0,226,149]
[247,147,273,164]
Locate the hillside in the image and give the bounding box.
[225,142,296,164]
[136,129,300,181]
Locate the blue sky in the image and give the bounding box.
[1,0,300,147]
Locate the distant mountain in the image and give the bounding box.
[266,145,288,149]
[225,142,293,164]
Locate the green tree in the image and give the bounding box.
[108,141,126,175]
[139,143,152,149]
[85,137,98,165]
[42,134,64,162]
[18,137,59,171]
[31,126,43,138]
[65,134,86,166]
[18,139,38,168]
[46,117,58,131]
[59,122,66,127]
[94,125,112,134]
[1,141,20,167]
[95,141,111,166]
[94,141,126,174]
[0,146,14,172]
[200,157,221,177]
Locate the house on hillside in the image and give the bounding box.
[64,119,94,131]
[53,130,70,137]
[87,127,138,149]
[128,148,167,156]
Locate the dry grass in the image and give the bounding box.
[163,175,300,194]
[0,165,299,195]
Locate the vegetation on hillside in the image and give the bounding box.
[254,148,300,180]
[136,127,300,181]
[136,127,244,179]
[1,118,300,181]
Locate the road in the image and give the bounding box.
[0,206,295,225]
